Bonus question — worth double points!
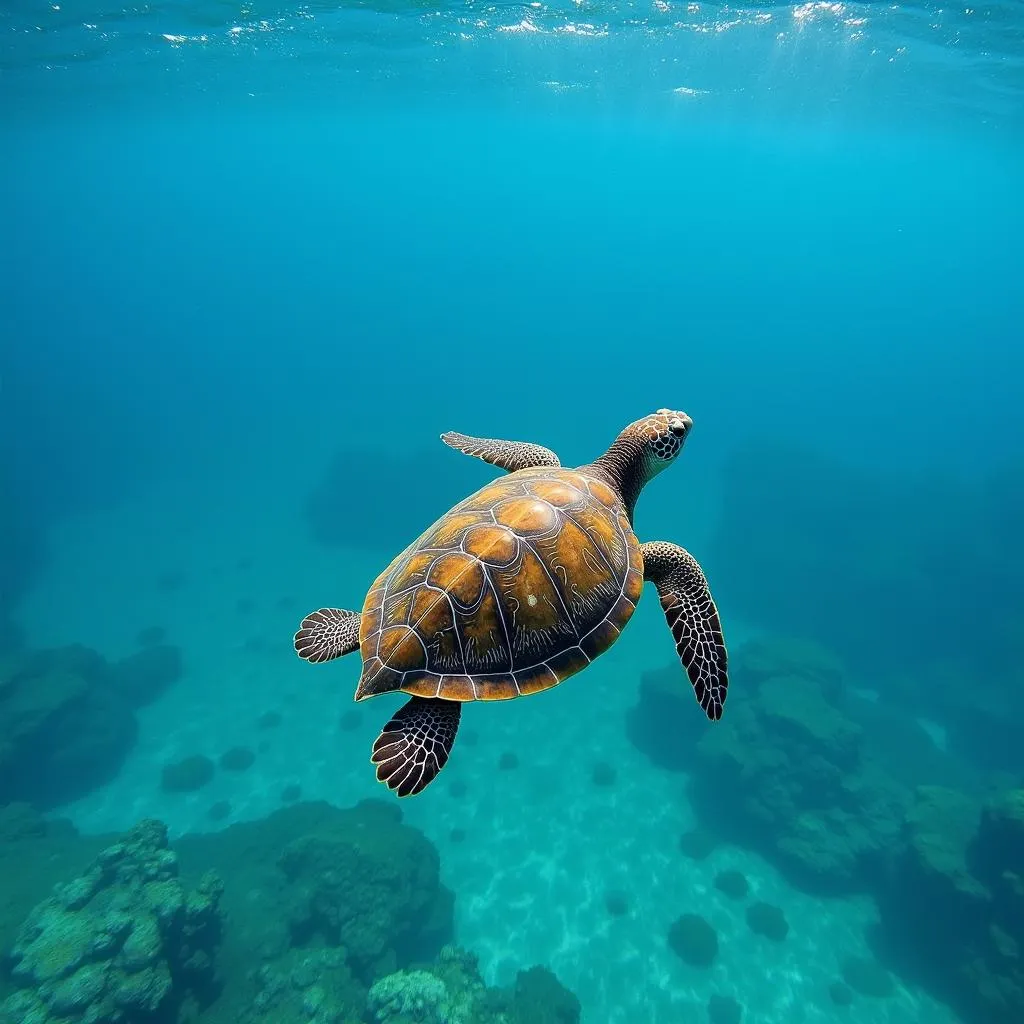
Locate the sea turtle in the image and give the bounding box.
[294,409,728,797]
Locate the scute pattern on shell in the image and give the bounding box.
[357,468,644,701]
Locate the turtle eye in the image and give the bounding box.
[670,422,686,437]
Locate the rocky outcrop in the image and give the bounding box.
[0,645,137,808]
[367,949,580,1024]
[710,443,1024,777]
[0,801,581,1024]
[2,820,222,1023]
[0,638,185,809]
[628,636,908,893]
[877,785,1024,1024]
[274,801,454,983]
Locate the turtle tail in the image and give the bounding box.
[370,697,461,797]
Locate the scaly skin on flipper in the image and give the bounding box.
[440,431,561,472]
[370,696,461,797]
[641,540,728,719]
[294,607,361,663]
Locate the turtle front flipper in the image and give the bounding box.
[641,541,728,721]
[294,608,361,663]
[440,431,560,472]
[371,697,461,797]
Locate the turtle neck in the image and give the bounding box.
[580,435,652,524]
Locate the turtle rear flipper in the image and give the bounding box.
[641,541,728,721]
[294,608,361,663]
[440,431,561,472]
[371,697,461,797]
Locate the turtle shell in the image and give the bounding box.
[356,468,644,701]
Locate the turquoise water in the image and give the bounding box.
[1,3,1023,1024]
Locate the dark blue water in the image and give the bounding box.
[1,3,1022,1024]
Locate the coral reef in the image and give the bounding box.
[367,968,453,1023]
[628,634,966,894]
[0,798,584,1024]
[691,671,903,893]
[633,629,1024,1024]
[170,798,455,998]
[711,444,1024,776]
[274,802,453,983]
[363,949,580,1024]
[240,947,363,1024]
[2,820,223,1023]
[875,784,1024,1024]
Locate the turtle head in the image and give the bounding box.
[623,408,693,480]
[588,409,692,521]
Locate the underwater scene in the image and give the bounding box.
[2,2,1023,1023]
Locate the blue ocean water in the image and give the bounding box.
[1,3,1023,1024]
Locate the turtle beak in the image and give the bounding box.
[669,414,692,438]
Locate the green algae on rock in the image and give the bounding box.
[170,799,453,991]
[366,948,580,1024]
[2,819,223,1024]
[368,968,453,1023]
[243,946,363,1024]
[0,801,586,1024]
